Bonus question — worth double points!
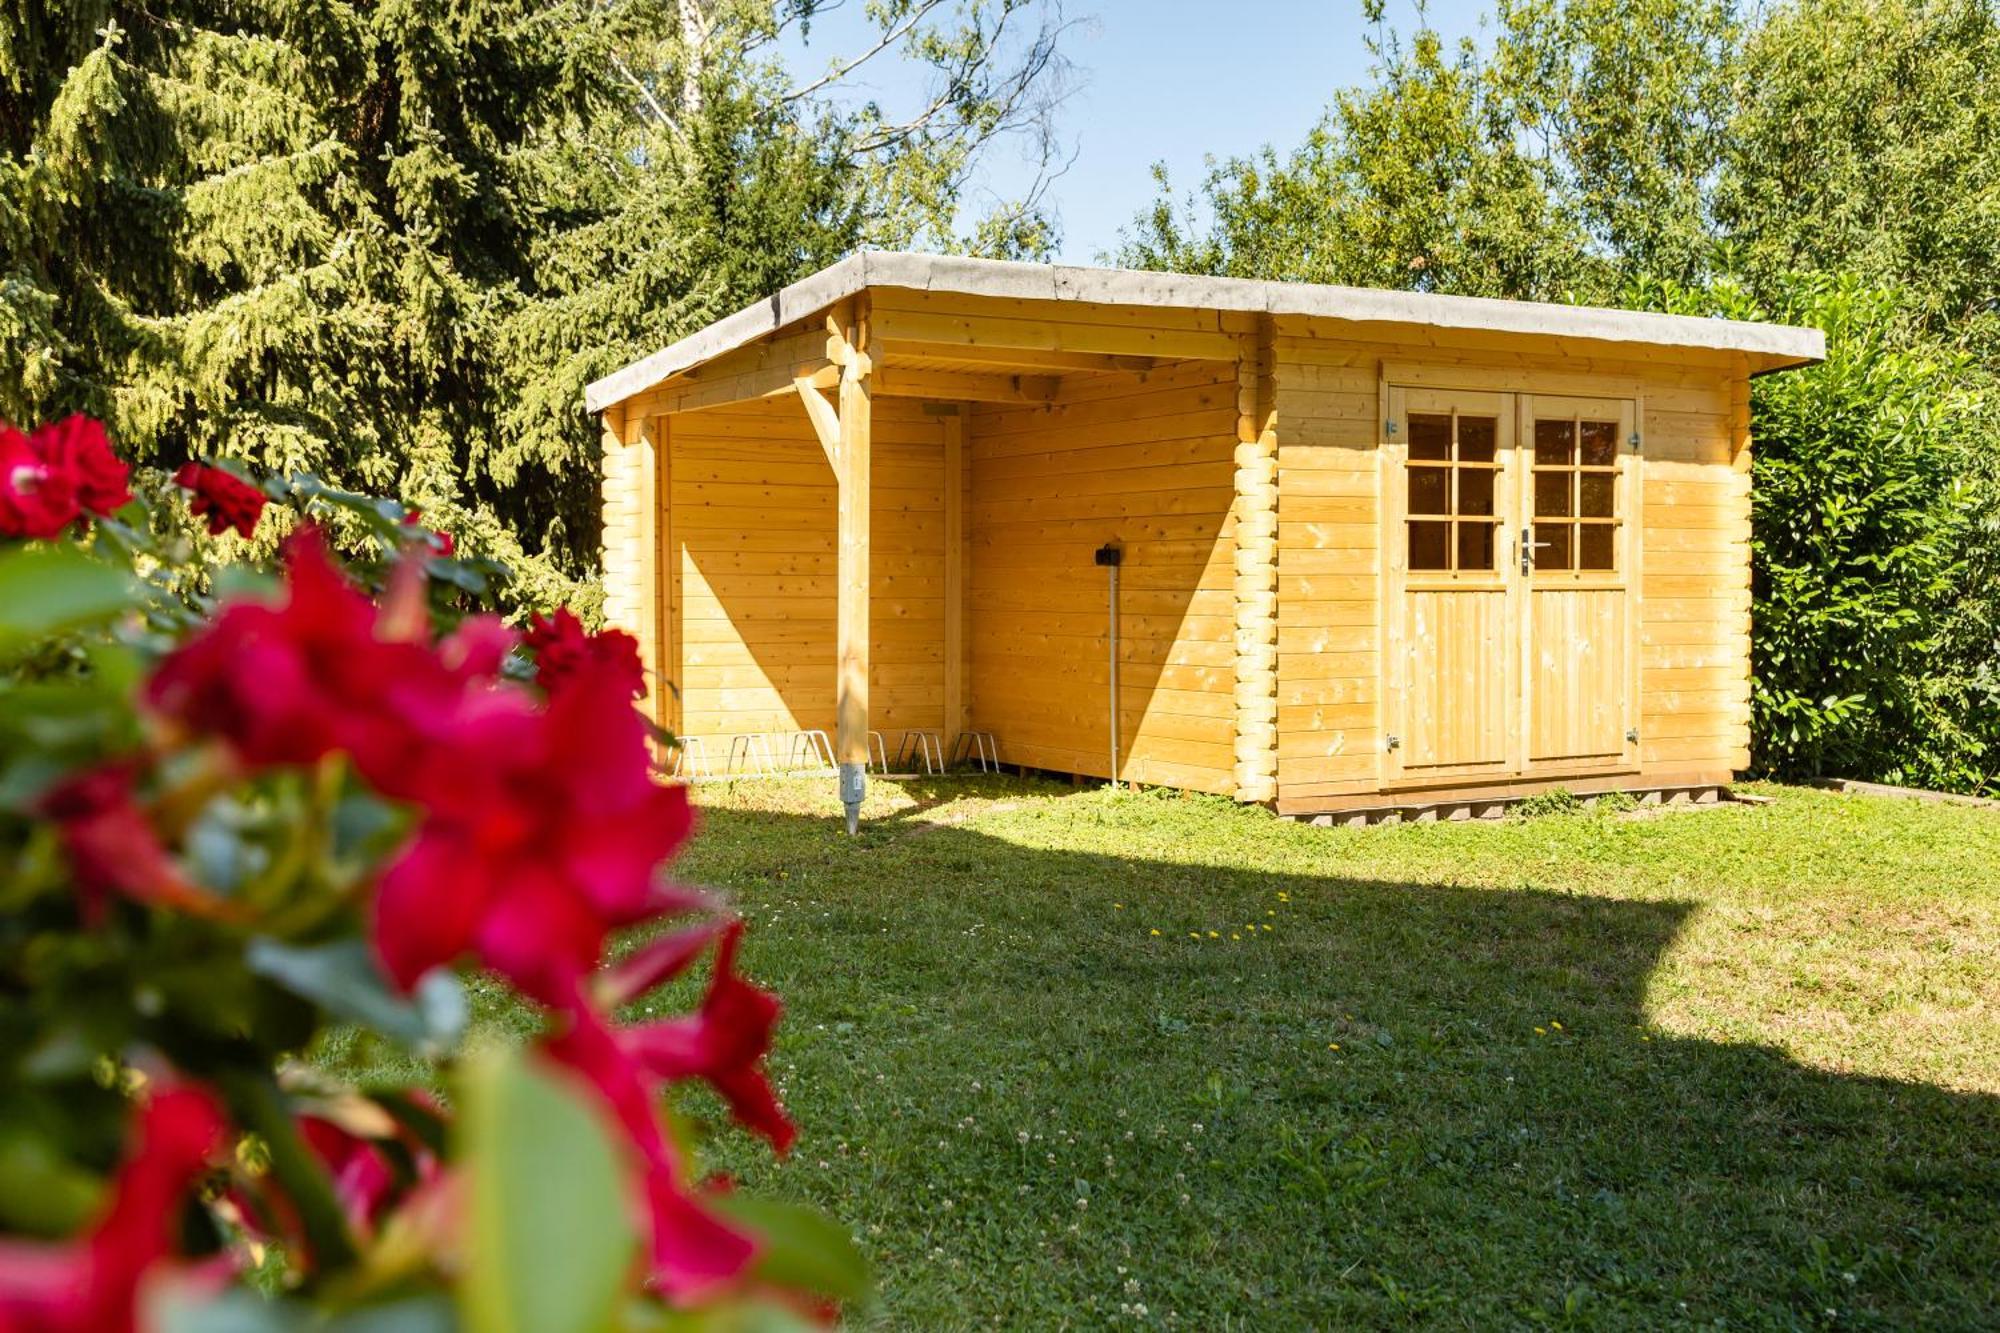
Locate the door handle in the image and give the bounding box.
[1520,525,1553,575]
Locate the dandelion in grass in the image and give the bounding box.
[1534,1027,1547,1036]
[1550,1020,1563,1031]
[1149,929,1161,936]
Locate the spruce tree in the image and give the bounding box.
[1,0,1071,607]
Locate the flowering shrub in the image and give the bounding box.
[0,419,861,1330]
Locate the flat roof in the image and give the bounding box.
[584,251,1825,413]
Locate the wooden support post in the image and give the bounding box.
[942,407,966,748]
[650,415,677,742]
[600,404,660,686]
[1232,317,1280,803]
[834,300,873,832]
[601,409,675,754]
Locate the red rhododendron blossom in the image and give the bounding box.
[0,1085,227,1333]
[538,926,794,1297]
[525,608,646,699]
[621,923,793,1153]
[0,425,77,540]
[296,1115,434,1241]
[370,660,701,1003]
[145,527,487,773]
[400,509,455,556]
[598,920,727,1009]
[36,416,131,518]
[545,1001,759,1299]
[173,463,265,539]
[40,765,230,923]
[0,417,131,540]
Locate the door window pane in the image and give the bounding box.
[1408,413,1452,461]
[1409,466,1451,515]
[1531,410,1623,577]
[1579,524,1615,570]
[1409,521,1451,571]
[1405,405,1505,573]
[1537,524,1574,571]
[1580,419,1620,466]
[1457,467,1495,516]
[1535,419,1574,466]
[1457,522,1496,572]
[1534,471,1573,517]
[1458,416,1498,463]
[1580,473,1615,517]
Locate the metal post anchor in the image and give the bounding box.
[839,762,866,835]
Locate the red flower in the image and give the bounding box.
[525,608,646,700]
[145,527,478,773]
[545,1001,760,1300]
[40,765,231,923]
[173,463,265,539]
[540,926,792,1298]
[296,1113,439,1242]
[0,1085,228,1333]
[0,425,77,540]
[0,417,131,540]
[370,658,701,1003]
[400,509,455,557]
[148,530,696,1000]
[36,416,130,517]
[622,923,794,1154]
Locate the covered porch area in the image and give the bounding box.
[590,270,1271,829]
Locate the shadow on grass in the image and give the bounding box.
[683,794,2000,1329]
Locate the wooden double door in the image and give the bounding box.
[1383,384,1641,786]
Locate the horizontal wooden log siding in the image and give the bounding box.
[666,395,949,741]
[969,361,1240,794]
[1271,319,1752,804]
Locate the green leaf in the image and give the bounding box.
[245,939,466,1054]
[711,1196,871,1308]
[0,1127,105,1235]
[460,1048,639,1333]
[0,544,142,657]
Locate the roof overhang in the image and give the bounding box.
[584,251,1826,415]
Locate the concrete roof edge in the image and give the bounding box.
[584,251,1825,414]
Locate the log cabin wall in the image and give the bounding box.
[966,361,1241,795]
[658,394,949,743]
[1270,320,1751,812]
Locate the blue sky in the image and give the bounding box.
[780,1,1489,263]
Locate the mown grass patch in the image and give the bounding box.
[321,778,2000,1329]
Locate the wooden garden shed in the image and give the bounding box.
[585,253,1822,825]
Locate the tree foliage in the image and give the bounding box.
[1118,0,2000,794]
[0,0,1072,610]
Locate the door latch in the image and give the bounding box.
[1521,525,1553,575]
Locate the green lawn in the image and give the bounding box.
[325,778,2000,1329]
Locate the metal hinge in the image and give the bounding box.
[1384,420,1398,437]
[1629,432,1642,452]
[1385,733,1401,751]
[1626,727,1640,744]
